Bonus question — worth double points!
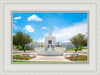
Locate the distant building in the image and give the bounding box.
[61,42,75,49]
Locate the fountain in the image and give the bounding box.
[48,45,53,52]
[35,18,65,56]
[35,45,65,56]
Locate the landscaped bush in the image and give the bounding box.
[65,55,87,61]
[39,44,43,47]
[13,54,33,60]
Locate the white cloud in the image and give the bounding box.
[38,20,87,42]
[14,16,21,19]
[24,25,34,32]
[14,27,17,29]
[14,26,20,30]
[28,14,43,21]
[42,26,48,29]
[53,22,87,42]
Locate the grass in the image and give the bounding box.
[67,49,76,51]
[66,47,87,51]
[19,50,34,51]
[13,60,87,63]
[66,49,81,51]
[67,48,80,51]
[67,49,86,51]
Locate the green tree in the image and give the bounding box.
[13,32,32,52]
[70,33,87,52]
[40,42,43,47]
[82,38,87,46]
[57,41,60,47]
[13,35,18,46]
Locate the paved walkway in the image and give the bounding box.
[29,55,71,61]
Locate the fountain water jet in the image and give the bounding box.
[48,45,53,52]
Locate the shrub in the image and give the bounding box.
[41,45,43,47]
[17,45,23,50]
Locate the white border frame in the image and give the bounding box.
[0,0,100,75]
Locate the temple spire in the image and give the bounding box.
[49,18,52,35]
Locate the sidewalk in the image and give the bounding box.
[29,55,71,61]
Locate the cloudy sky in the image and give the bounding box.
[12,12,88,42]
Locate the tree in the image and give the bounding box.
[82,38,87,46]
[13,35,18,46]
[13,32,32,52]
[40,42,43,47]
[70,33,87,52]
[57,41,60,47]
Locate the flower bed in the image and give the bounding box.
[65,55,87,61]
[13,54,33,60]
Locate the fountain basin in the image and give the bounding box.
[35,45,65,56]
[35,50,64,56]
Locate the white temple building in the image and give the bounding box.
[44,19,56,47]
[26,18,75,49]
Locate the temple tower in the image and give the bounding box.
[44,18,56,47]
[49,18,52,35]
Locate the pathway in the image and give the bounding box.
[29,55,71,61]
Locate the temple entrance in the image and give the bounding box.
[48,40,52,44]
[48,40,52,47]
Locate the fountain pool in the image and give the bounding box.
[35,45,65,56]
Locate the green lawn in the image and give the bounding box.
[66,49,75,51]
[66,49,82,51]
[67,47,87,51]
[19,50,34,51]
[13,60,87,63]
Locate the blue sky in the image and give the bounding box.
[12,12,88,42]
